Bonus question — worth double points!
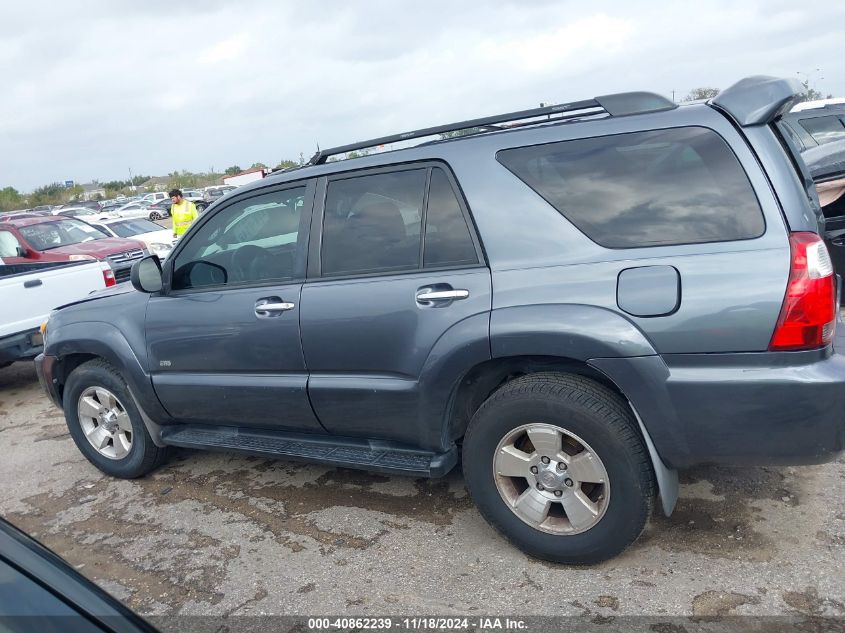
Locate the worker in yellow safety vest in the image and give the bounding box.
[169,189,199,239]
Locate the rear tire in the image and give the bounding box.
[149,211,162,221]
[63,360,168,478]
[462,372,655,564]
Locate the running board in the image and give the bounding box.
[159,425,457,477]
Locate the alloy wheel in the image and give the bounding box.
[77,386,133,460]
[492,423,610,535]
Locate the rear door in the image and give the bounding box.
[299,164,491,449]
[145,181,324,432]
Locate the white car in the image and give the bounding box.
[114,201,155,219]
[89,217,176,259]
[52,207,119,222]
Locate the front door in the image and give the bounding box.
[146,181,324,432]
[300,165,492,450]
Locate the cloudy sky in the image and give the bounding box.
[1,0,843,191]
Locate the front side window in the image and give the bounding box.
[172,186,306,290]
[800,116,845,145]
[321,169,426,276]
[497,127,765,249]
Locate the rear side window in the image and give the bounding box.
[498,127,765,248]
[800,116,845,145]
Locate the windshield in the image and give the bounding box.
[18,219,108,250]
[108,219,162,237]
[61,209,94,216]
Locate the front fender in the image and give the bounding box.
[46,321,171,428]
[490,304,658,359]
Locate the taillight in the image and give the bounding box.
[100,262,116,288]
[769,232,837,351]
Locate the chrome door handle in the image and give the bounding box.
[255,300,295,315]
[416,289,470,302]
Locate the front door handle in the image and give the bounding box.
[255,298,295,316]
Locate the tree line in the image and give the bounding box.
[0,157,310,212]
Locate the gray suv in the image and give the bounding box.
[36,76,845,563]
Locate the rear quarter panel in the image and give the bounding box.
[439,105,791,354]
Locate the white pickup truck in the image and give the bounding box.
[0,259,110,367]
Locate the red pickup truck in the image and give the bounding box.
[0,215,147,284]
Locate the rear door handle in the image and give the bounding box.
[416,288,470,306]
[23,279,42,288]
[255,298,295,316]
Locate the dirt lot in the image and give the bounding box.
[0,359,843,618]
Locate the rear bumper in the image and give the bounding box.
[0,329,43,365]
[590,341,845,469]
[35,353,62,408]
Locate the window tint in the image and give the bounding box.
[424,168,478,267]
[172,186,306,290]
[800,116,845,145]
[498,127,765,248]
[322,169,426,276]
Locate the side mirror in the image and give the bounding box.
[15,246,27,257]
[130,255,163,293]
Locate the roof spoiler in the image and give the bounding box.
[710,76,804,126]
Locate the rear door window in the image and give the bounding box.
[497,127,765,248]
[321,169,426,276]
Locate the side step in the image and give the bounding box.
[159,425,458,478]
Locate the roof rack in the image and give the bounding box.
[308,91,676,165]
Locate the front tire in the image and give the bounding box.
[462,372,655,564]
[63,360,168,478]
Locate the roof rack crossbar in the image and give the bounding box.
[309,98,603,164]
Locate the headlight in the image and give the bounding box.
[68,254,95,261]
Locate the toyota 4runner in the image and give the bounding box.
[36,76,845,563]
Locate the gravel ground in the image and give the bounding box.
[0,360,843,620]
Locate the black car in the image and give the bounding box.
[0,517,156,631]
